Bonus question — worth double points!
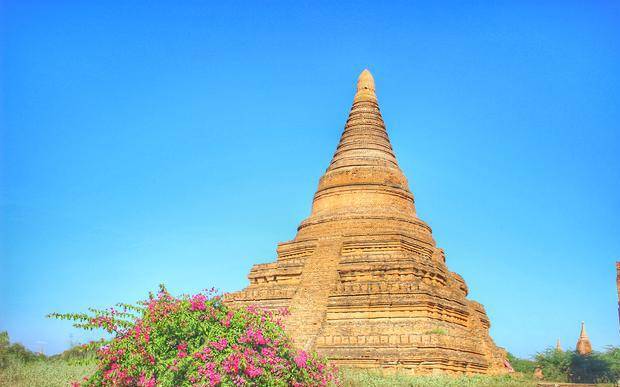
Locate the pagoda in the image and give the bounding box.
[576,322,592,355]
[226,70,509,374]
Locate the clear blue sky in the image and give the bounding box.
[1,1,619,358]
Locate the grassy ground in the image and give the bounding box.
[340,368,538,387]
[0,359,95,387]
[0,362,614,386]
[341,370,617,386]
[0,362,535,387]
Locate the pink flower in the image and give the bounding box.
[209,372,222,386]
[222,311,234,327]
[246,305,258,314]
[294,351,308,369]
[245,363,263,378]
[239,327,268,345]
[138,373,156,387]
[190,294,207,311]
[232,375,247,386]
[260,347,276,360]
[197,362,221,385]
[223,353,241,374]
[211,338,228,351]
[177,342,188,358]
[193,346,213,361]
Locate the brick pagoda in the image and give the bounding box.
[576,322,593,355]
[226,70,509,374]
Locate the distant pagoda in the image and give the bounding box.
[227,70,509,374]
[576,322,592,355]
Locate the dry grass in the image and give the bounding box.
[0,358,95,387]
[340,368,538,387]
[1,361,614,387]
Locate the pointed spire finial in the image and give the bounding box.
[357,69,375,92]
[354,69,377,102]
[580,321,588,338]
[556,338,562,352]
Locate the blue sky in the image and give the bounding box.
[1,1,619,358]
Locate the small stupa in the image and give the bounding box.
[555,338,562,352]
[575,322,592,355]
[227,70,509,374]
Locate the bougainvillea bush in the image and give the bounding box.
[49,286,339,386]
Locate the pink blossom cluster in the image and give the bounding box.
[89,315,118,334]
[294,351,308,369]
[190,294,207,311]
[145,291,180,323]
[211,338,228,351]
[177,342,188,358]
[138,373,156,387]
[133,321,151,343]
[67,287,339,386]
[238,326,269,346]
[221,311,234,327]
[195,362,221,385]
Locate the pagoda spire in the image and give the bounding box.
[555,338,562,352]
[576,321,592,355]
[354,69,376,102]
[301,69,421,226]
[326,69,401,172]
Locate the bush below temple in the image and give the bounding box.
[49,286,338,386]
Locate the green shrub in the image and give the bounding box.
[49,343,97,364]
[506,352,536,375]
[534,347,620,383]
[50,285,339,386]
[535,348,571,382]
[0,331,8,368]
[569,347,620,384]
[0,330,46,368]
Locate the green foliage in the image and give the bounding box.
[50,343,97,364]
[0,331,8,368]
[533,347,620,384]
[569,347,620,384]
[49,285,339,386]
[506,352,536,375]
[535,348,572,382]
[0,331,46,368]
[604,346,620,380]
